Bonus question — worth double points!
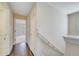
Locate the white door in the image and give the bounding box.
[0,6,13,55]
[14,18,26,44]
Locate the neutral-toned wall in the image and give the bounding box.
[68,12,79,35]
[26,2,68,55]
[64,12,79,56]
[37,3,68,53]
[26,3,37,55]
[35,33,64,56]
[65,41,79,56]
[0,3,13,55]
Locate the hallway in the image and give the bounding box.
[10,43,33,56]
[1,2,79,56]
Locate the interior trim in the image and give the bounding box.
[26,43,34,56]
[13,12,27,19]
[6,45,15,56]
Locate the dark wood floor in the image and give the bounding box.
[9,43,33,56]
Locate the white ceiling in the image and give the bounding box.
[8,2,79,16]
[47,2,79,14]
[8,2,34,16]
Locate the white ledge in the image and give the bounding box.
[63,35,79,45]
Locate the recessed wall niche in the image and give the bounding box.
[68,11,79,35]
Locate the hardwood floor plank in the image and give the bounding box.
[9,43,34,56]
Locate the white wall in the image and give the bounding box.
[26,3,37,55]
[37,3,68,53]
[35,33,64,56]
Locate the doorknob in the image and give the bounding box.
[4,38,6,40]
[14,30,16,32]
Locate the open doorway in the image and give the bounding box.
[14,18,26,44]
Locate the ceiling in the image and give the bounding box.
[8,2,79,16]
[47,2,79,14]
[8,2,34,16]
